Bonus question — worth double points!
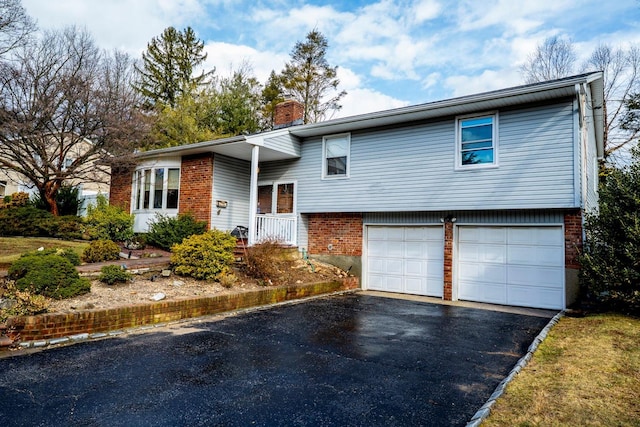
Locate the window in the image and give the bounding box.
[134,166,180,211]
[323,133,350,178]
[0,180,5,198]
[457,114,498,168]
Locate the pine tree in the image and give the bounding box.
[280,30,346,124]
[134,26,211,109]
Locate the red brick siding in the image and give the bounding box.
[564,211,583,269]
[109,166,133,211]
[179,154,214,228]
[6,280,360,343]
[274,100,304,126]
[308,213,363,256]
[443,222,453,301]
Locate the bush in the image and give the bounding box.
[243,239,296,285]
[146,213,207,250]
[170,230,236,280]
[8,253,90,299]
[82,239,121,263]
[0,206,54,237]
[0,192,30,209]
[0,279,50,322]
[85,194,134,242]
[98,265,132,285]
[27,248,81,266]
[580,147,640,314]
[0,206,84,239]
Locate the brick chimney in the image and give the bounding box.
[274,99,304,129]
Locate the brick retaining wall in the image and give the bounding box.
[6,278,359,343]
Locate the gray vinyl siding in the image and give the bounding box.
[297,214,309,251]
[364,210,565,225]
[264,134,301,158]
[210,155,251,232]
[259,101,578,213]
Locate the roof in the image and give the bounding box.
[135,72,605,162]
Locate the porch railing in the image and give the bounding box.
[255,214,297,246]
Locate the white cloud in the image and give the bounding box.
[444,69,523,98]
[334,88,409,118]
[201,42,288,82]
[412,0,442,23]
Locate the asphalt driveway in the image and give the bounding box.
[0,293,553,426]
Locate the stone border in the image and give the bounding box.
[466,310,565,427]
[5,278,359,347]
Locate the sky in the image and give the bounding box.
[21,0,640,119]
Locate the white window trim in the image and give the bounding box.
[455,112,499,170]
[322,133,351,179]
[132,160,181,213]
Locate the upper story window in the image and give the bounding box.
[456,113,498,169]
[322,133,350,179]
[134,166,180,211]
[0,180,6,197]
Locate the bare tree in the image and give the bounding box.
[582,44,640,159]
[522,36,640,159]
[521,36,576,84]
[0,27,146,215]
[0,0,36,56]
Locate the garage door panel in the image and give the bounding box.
[405,259,426,276]
[508,265,564,287]
[508,246,563,266]
[405,277,425,293]
[366,226,444,297]
[459,262,506,283]
[405,242,425,257]
[508,286,563,309]
[458,226,564,310]
[512,227,564,246]
[458,281,506,305]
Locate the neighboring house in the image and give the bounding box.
[0,137,110,213]
[110,73,604,311]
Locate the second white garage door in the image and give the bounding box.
[457,226,564,309]
[366,226,444,297]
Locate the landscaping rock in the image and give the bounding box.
[150,292,166,301]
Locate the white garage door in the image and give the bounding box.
[366,226,444,297]
[458,226,564,310]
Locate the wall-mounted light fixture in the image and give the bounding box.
[440,214,457,223]
[216,200,228,208]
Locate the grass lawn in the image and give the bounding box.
[0,237,89,268]
[484,313,640,426]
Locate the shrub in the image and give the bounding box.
[52,215,86,240]
[8,253,90,299]
[0,192,30,209]
[98,265,132,285]
[580,147,640,314]
[170,230,236,280]
[0,206,54,237]
[0,279,50,322]
[82,239,121,263]
[85,194,134,242]
[27,248,81,266]
[146,213,207,250]
[243,239,296,285]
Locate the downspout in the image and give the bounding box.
[248,144,260,246]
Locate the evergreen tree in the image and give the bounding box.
[214,66,263,136]
[134,26,211,109]
[580,147,640,314]
[280,30,346,124]
[261,70,285,129]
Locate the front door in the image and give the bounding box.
[257,182,295,214]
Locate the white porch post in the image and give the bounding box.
[248,144,260,246]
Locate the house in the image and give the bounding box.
[110,73,604,310]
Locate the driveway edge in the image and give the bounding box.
[466,310,565,426]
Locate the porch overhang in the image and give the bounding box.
[133,129,301,163]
